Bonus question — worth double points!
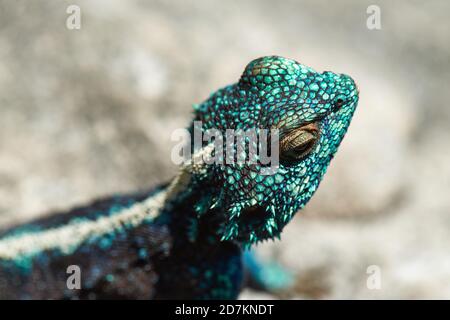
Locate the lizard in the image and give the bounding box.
[0,56,359,299]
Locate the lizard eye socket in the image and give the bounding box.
[279,123,319,165]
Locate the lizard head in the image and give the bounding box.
[190,56,359,247]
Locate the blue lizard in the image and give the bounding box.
[0,56,359,299]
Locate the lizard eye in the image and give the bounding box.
[279,123,319,165]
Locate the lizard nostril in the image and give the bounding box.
[333,98,345,112]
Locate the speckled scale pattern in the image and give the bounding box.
[192,56,359,246]
[0,56,358,299]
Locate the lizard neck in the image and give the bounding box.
[156,181,227,247]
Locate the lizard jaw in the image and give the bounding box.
[221,202,287,246]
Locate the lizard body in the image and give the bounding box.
[0,56,359,299]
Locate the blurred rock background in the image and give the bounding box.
[0,0,449,298]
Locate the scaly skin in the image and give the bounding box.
[0,56,359,299]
